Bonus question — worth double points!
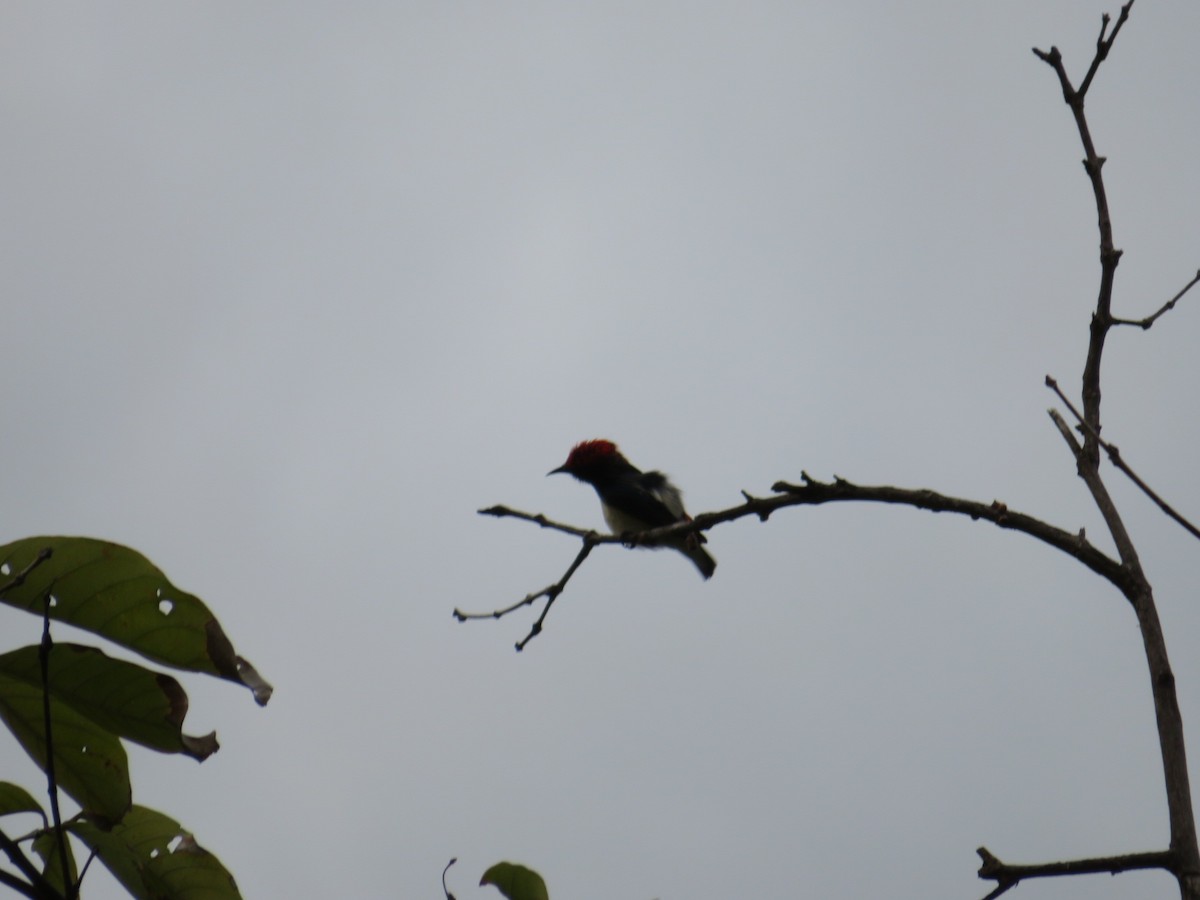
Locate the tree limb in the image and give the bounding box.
[976,845,1173,900]
[1112,269,1200,330]
[1035,3,1200,895]
[1033,3,1133,468]
[470,474,1130,648]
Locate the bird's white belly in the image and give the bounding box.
[601,503,646,534]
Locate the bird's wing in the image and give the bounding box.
[596,472,680,529]
[637,471,687,522]
[640,471,708,544]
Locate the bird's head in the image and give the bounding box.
[548,439,624,479]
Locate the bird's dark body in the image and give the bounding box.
[549,439,716,579]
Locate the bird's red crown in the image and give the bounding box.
[561,438,621,470]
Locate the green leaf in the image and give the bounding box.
[33,827,78,896]
[0,644,218,760]
[480,862,550,900]
[70,805,242,900]
[0,537,272,705]
[0,781,44,821]
[0,671,131,824]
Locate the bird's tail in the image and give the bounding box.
[681,534,717,580]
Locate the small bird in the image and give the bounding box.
[548,439,716,579]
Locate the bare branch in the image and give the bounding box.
[455,536,598,650]
[1047,407,1085,462]
[471,475,1130,651]
[1047,376,1200,541]
[977,844,1172,899]
[1078,1,1135,98]
[1113,269,1200,329]
[1034,5,1131,465]
[763,477,1125,584]
[1034,7,1200,891]
[477,505,599,541]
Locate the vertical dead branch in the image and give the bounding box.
[1033,3,1200,897]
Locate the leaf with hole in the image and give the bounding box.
[70,805,242,900]
[0,672,131,824]
[0,537,272,705]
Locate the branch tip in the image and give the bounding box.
[1112,267,1200,329]
[1032,46,1060,65]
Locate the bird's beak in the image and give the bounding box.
[547,464,568,476]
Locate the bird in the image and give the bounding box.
[548,439,716,579]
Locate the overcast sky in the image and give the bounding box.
[2,3,1200,899]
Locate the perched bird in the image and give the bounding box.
[548,439,716,579]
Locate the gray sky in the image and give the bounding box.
[2,3,1199,898]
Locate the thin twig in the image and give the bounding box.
[455,537,598,650]
[1048,407,1085,461]
[477,505,598,541]
[1112,269,1200,329]
[0,547,54,598]
[1078,2,1134,98]
[1047,376,1200,541]
[0,826,61,900]
[40,598,74,899]
[74,851,96,891]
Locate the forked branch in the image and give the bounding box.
[454,529,598,651]
[465,475,1127,648]
[1033,2,1134,466]
[1046,375,1200,541]
[976,846,1173,900]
